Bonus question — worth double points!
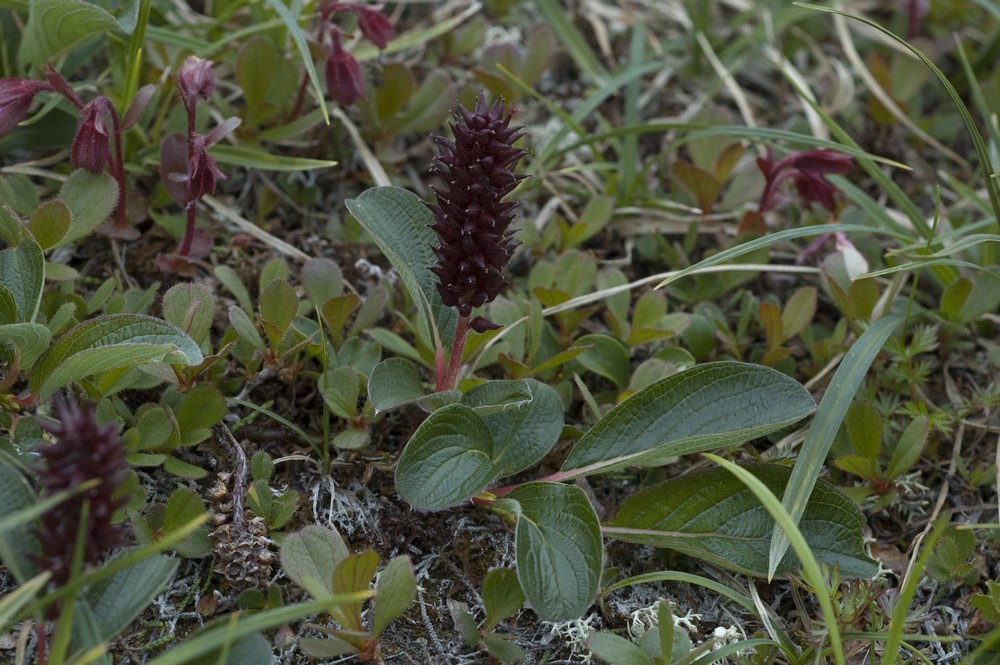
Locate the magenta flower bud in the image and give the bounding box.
[33,399,128,586]
[325,33,365,105]
[354,5,395,49]
[756,148,852,213]
[71,97,113,173]
[427,93,527,322]
[177,56,215,113]
[0,78,52,135]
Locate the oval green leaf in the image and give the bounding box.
[57,169,119,246]
[605,464,877,579]
[395,403,496,511]
[30,314,204,399]
[279,525,350,599]
[497,482,603,622]
[560,361,816,477]
[368,357,426,412]
[0,238,43,323]
[462,379,564,476]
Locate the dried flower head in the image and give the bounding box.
[427,93,527,325]
[33,400,128,586]
[0,78,53,135]
[71,97,113,173]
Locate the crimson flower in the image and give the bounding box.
[71,97,113,173]
[756,148,853,213]
[0,78,53,135]
[325,32,365,106]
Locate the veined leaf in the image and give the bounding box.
[368,358,426,412]
[19,0,138,68]
[605,464,877,579]
[345,187,455,349]
[0,322,51,368]
[57,170,119,247]
[0,238,44,323]
[30,314,203,399]
[497,482,603,621]
[560,362,816,477]
[395,404,496,511]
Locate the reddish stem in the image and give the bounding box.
[109,108,128,229]
[178,100,198,256]
[442,315,470,391]
[36,621,46,665]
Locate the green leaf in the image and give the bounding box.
[143,594,373,665]
[483,634,527,664]
[162,283,216,347]
[83,552,178,641]
[161,488,211,557]
[259,0,328,125]
[236,35,277,112]
[345,187,455,348]
[56,170,119,246]
[30,314,204,400]
[390,70,457,134]
[210,144,337,172]
[279,525,350,599]
[0,572,51,634]
[302,257,344,306]
[780,286,817,342]
[0,457,41,583]
[0,322,51,369]
[396,404,497,511]
[560,362,816,477]
[887,416,928,480]
[587,632,655,665]
[373,555,417,637]
[19,0,137,68]
[27,199,71,250]
[448,601,480,646]
[497,482,603,621]
[163,455,208,479]
[605,464,877,578]
[187,632,272,665]
[846,400,882,460]
[462,379,564,476]
[368,358,426,412]
[483,568,525,631]
[769,314,903,578]
[0,237,44,323]
[176,386,226,445]
[228,305,265,351]
[332,550,379,631]
[320,366,360,420]
[575,333,630,389]
[214,265,253,314]
[258,278,297,347]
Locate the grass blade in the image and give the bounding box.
[767,314,904,578]
[704,454,846,665]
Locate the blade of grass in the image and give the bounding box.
[704,454,846,665]
[261,0,329,124]
[353,2,480,61]
[0,571,50,632]
[796,2,1000,230]
[619,21,644,204]
[603,571,757,614]
[536,0,609,84]
[881,518,948,665]
[144,592,372,665]
[767,313,904,579]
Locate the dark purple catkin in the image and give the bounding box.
[427,93,527,330]
[33,400,128,586]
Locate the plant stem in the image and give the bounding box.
[442,315,470,391]
[110,108,128,229]
[178,97,198,256]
